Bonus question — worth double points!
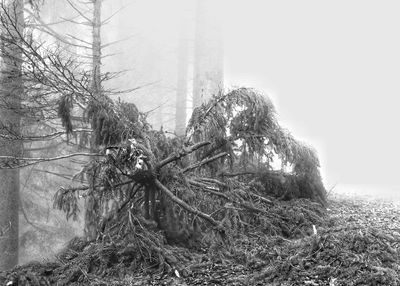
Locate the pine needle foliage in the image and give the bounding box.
[85,97,143,147]
[52,87,327,279]
[187,88,326,204]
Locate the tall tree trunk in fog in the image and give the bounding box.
[175,25,189,136]
[92,0,102,99]
[0,0,23,270]
[193,0,223,108]
[85,0,102,240]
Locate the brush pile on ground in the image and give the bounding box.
[0,198,327,286]
[2,195,400,285]
[0,88,334,285]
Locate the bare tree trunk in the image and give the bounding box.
[192,0,223,108]
[175,24,189,136]
[85,0,102,240]
[0,0,23,270]
[92,0,102,97]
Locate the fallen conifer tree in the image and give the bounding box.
[55,87,326,263]
[1,88,328,285]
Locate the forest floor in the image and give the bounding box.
[1,192,400,286]
[120,193,400,286]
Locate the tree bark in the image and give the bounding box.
[85,0,103,240]
[192,0,223,108]
[0,0,24,271]
[92,0,102,97]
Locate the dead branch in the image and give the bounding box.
[59,179,135,195]
[218,169,286,178]
[249,192,273,204]
[32,168,76,181]
[156,141,210,170]
[188,179,272,207]
[183,152,228,173]
[188,179,230,200]
[218,171,257,177]
[0,152,102,169]
[65,0,92,23]
[198,177,228,187]
[155,179,222,230]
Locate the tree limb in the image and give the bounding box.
[188,179,272,215]
[187,179,230,200]
[183,152,228,173]
[0,152,102,169]
[0,128,92,142]
[198,177,228,187]
[155,179,222,230]
[156,141,210,170]
[218,171,257,177]
[249,192,273,204]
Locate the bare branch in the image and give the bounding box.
[187,179,229,200]
[32,168,76,181]
[0,128,92,142]
[183,152,228,173]
[101,34,136,49]
[24,9,90,49]
[0,153,103,169]
[100,4,127,25]
[65,0,92,23]
[198,177,228,187]
[156,141,210,170]
[218,171,257,177]
[155,179,223,230]
[59,179,135,194]
[66,33,92,46]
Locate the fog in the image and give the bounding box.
[93,0,400,198]
[222,1,400,198]
[0,0,397,270]
[43,0,400,196]
[0,0,396,275]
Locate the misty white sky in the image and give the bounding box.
[106,0,400,194]
[222,0,400,192]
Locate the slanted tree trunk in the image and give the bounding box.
[193,0,223,108]
[0,0,24,271]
